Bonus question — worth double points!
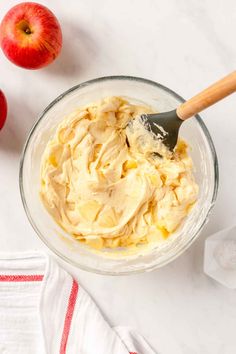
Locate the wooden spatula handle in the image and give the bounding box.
[177,71,236,120]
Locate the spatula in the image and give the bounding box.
[131,71,236,151]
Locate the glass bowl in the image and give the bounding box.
[19,76,218,275]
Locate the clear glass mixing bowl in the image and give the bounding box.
[19,76,219,275]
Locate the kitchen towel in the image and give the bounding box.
[0,252,156,354]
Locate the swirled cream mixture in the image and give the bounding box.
[40,96,198,250]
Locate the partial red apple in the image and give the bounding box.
[0,90,7,130]
[0,2,62,69]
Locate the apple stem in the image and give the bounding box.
[25,28,31,34]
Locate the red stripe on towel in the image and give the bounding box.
[0,275,43,282]
[59,279,79,354]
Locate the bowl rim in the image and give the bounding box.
[19,75,219,275]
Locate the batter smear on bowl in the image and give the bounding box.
[40,96,198,250]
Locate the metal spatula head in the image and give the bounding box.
[139,110,183,151]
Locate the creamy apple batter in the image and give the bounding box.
[40,96,198,249]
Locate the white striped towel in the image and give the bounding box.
[0,252,156,354]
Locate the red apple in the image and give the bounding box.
[0,90,7,130]
[0,2,62,69]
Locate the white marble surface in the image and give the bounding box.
[0,0,236,353]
